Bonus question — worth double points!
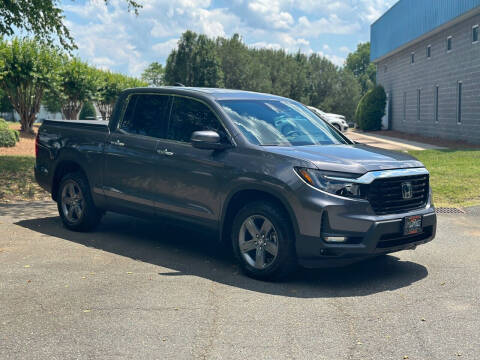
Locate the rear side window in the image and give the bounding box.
[167,97,228,143]
[120,94,170,138]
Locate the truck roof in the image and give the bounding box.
[123,86,286,101]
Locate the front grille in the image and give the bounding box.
[367,174,429,215]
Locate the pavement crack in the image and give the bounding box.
[192,280,221,360]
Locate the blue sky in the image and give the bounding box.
[61,0,396,76]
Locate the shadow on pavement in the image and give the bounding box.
[15,210,428,298]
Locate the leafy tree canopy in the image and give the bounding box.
[0,37,62,132]
[345,42,376,95]
[0,0,141,51]
[164,31,362,121]
[141,62,165,87]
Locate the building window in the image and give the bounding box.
[403,92,407,122]
[447,36,453,51]
[426,45,431,58]
[411,52,415,64]
[417,89,421,121]
[457,82,462,124]
[384,65,388,73]
[473,25,479,43]
[434,86,439,123]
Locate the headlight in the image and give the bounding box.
[295,167,365,198]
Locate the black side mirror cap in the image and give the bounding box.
[191,131,231,150]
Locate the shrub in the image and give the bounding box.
[0,118,20,147]
[355,85,386,131]
[79,101,97,120]
[0,118,8,130]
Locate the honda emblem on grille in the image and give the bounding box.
[401,182,413,199]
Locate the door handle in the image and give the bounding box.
[156,148,174,156]
[109,139,125,147]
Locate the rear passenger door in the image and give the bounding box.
[102,93,171,215]
[151,96,233,228]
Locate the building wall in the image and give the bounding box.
[371,0,480,61]
[376,12,480,144]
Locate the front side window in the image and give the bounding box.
[120,94,170,138]
[167,97,228,143]
[218,99,349,146]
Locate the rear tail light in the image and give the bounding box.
[35,132,39,157]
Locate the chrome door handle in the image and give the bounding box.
[110,139,125,147]
[156,148,174,156]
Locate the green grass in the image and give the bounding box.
[1,151,480,207]
[0,155,48,202]
[409,150,480,208]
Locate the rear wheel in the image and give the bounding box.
[231,201,297,281]
[57,172,102,231]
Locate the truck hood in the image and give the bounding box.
[264,144,424,174]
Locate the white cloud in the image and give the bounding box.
[62,0,393,76]
[152,39,179,58]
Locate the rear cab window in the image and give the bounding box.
[119,94,171,139]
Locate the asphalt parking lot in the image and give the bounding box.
[1,202,479,360]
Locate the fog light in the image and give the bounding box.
[324,236,347,243]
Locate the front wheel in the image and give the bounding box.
[57,172,102,232]
[231,201,297,281]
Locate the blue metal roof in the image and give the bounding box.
[371,0,480,61]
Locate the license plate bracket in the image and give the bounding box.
[404,215,423,235]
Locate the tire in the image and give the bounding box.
[57,171,102,232]
[231,201,297,281]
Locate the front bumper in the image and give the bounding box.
[292,181,437,268]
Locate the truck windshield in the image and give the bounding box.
[218,99,349,146]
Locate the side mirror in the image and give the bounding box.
[191,131,230,150]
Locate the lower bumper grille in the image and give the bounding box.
[376,226,433,249]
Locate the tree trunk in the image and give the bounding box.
[62,101,82,120]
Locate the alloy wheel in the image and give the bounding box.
[238,215,279,269]
[61,180,85,224]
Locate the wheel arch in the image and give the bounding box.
[220,187,299,245]
[51,160,89,202]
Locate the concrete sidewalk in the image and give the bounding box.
[346,131,447,151]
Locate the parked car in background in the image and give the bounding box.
[308,106,349,132]
[35,87,436,281]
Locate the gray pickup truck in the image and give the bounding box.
[35,87,436,280]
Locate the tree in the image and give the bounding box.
[0,1,141,51]
[193,34,224,87]
[355,85,386,131]
[345,42,376,95]
[0,89,13,113]
[141,62,165,87]
[321,69,361,122]
[0,37,61,133]
[58,58,98,120]
[79,101,96,120]
[164,31,224,87]
[94,70,146,121]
